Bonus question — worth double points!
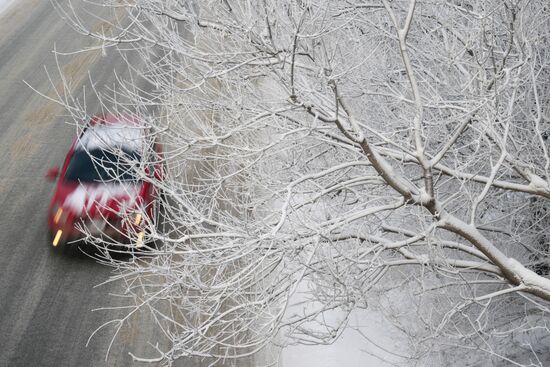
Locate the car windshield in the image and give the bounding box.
[64,148,141,183]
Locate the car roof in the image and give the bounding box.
[76,115,146,151]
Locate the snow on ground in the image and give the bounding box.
[282,307,411,367]
[280,280,412,367]
[0,0,16,14]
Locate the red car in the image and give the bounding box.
[46,115,162,249]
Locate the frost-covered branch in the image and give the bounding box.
[51,0,550,365]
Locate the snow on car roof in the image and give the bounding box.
[76,117,146,151]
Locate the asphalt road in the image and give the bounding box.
[0,1,172,366]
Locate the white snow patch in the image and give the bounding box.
[280,281,411,367]
[63,183,140,215]
[282,307,411,367]
[508,258,550,291]
[77,124,145,151]
[0,0,17,14]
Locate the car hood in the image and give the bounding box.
[55,181,143,217]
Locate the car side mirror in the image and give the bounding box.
[46,167,60,181]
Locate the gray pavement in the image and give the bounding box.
[0,1,170,366]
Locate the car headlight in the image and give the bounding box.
[51,204,69,247]
[124,210,146,247]
[134,212,142,226]
[122,208,145,229]
[52,204,68,225]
